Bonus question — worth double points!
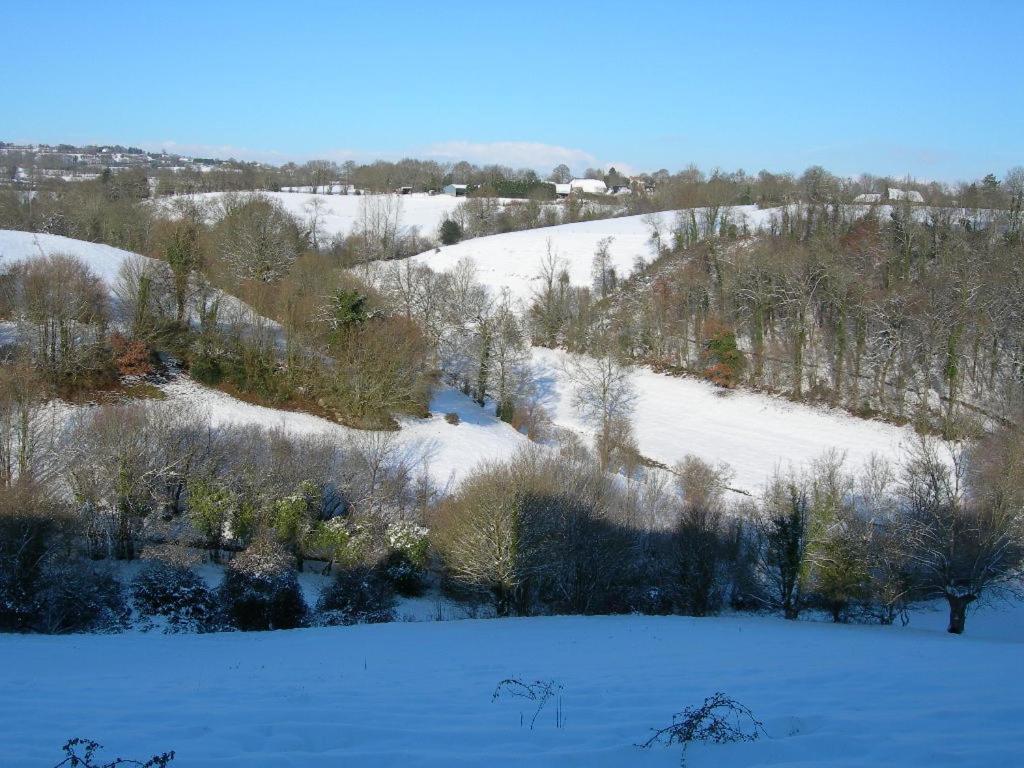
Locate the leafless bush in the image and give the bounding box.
[53,737,174,768]
[492,678,564,730]
[639,692,766,765]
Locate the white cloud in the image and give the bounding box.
[421,141,598,172]
[603,161,641,177]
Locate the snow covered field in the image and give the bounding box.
[1,604,1020,767]
[0,229,147,287]
[158,191,471,239]
[408,206,780,301]
[161,377,526,490]
[533,348,917,494]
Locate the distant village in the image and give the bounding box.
[0,141,249,186]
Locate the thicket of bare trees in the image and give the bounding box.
[4,254,111,389]
[545,200,1024,432]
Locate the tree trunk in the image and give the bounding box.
[945,593,975,635]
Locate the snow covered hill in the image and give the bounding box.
[407,206,779,302]
[533,347,917,494]
[157,191,472,239]
[2,605,1020,767]
[0,228,525,487]
[161,377,527,489]
[0,229,151,287]
[0,228,918,494]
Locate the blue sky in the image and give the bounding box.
[3,1,1020,180]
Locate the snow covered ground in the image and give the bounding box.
[160,377,526,490]
[404,202,1005,303]
[1,228,920,494]
[157,191,472,239]
[0,229,149,287]
[407,206,780,302]
[0,229,277,346]
[533,347,917,494]
[1,603,1020,767]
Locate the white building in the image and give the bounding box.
[569,178,608,195]
[443,183,468,196]
[888,187,924,203]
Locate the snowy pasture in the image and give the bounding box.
[532,347,917,494]
[161,377,526,490]
[1,605,1020,767]
[0,229,148,287]
[158,191,471,240]
[408,206,778,302]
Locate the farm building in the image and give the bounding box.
[569,178,608,195]
[888,187,925,203]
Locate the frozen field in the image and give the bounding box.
[1,603,1019,767]
[533,347,916,493]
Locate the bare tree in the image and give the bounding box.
[673,455,733,615]
[10,253,109,386]
[565,353,638,471]
[0,363,52,488]
[357,193,403,266]
[900,437,1024,634]
[591,236,617,300]
[215,194,299,283]
[303,195,327,251]
[530,240,571,346]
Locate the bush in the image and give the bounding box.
[53,737,175,768]
[0,487,64,631]
[701,323,745,388]
[382,550,425,597]
[316,565,395,625]
[384,521,429,596]
[35,561,129,634]
[110,333,155,377]
[188,349,223,385]
[639,692,766,765]
[439,219,463,245]
[132,561,221,633]
[219,539,307,631]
